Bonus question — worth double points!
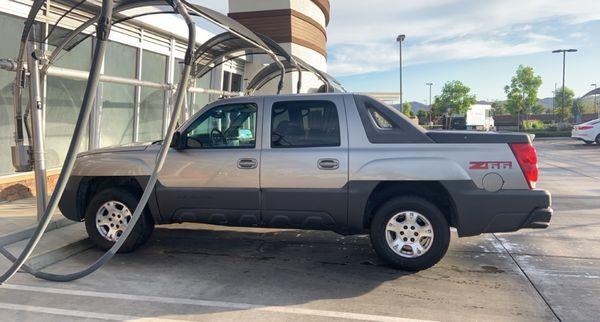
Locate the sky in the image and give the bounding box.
[192,0,600,102]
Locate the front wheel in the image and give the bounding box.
[370,196,450,271]
[84,188,154,253]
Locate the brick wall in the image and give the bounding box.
[0,170,60,202]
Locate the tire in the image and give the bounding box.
[370,196,450,271]
[596,135,600,145]
[84,187,154,253]
[584,140,594,145]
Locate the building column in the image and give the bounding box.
[228,0,330,94]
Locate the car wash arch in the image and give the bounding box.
[0,0,343,284]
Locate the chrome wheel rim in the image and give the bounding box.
[95,201,132,242]
[385,211,434,258]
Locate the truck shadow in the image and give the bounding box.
[41,224,551,321]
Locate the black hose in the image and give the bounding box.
[0,0,196,283]
[0,0,115,284]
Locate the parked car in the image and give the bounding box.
[59,93,552,271]
[572,119,600,145]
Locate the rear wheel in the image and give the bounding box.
[596,134,600,145]
[84,187,154,253]
[584,140,594,145]
[370,196,450,271]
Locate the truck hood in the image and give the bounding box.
[77,142,153,157]
[427,131,532,144]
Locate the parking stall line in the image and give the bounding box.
[0,301,186,321]
[1,283,434,322]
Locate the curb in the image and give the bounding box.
[0,218,76,247]
[0,219,92,272]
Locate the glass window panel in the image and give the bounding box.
[50,27,92,70]
[271,101,340,148]
[0,14,26,175]
[100,42,136,147]
[222,71,230,91]
[190,73,212,116]
[231,73,242,92]
[138,50,167,142]
[185,103,257,149]
[45,34,92,168]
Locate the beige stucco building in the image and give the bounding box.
[228,0,330,93]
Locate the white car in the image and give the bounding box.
[572,119,600,145]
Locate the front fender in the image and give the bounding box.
[72,153,154,177]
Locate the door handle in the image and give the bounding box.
[238,158,258,169]
[318,158,339,170]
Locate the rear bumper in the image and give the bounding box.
[442,181,552,237]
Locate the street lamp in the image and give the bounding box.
[552,48,578,122]
[397,35,406,105]
[426,82,433,125]
[591,83,598,118]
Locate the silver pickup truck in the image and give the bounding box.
[59,93,552,271]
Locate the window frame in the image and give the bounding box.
[182,102,259,150]
[270,100,342,149]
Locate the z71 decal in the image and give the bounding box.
[469,161,513,170]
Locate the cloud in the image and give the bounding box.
[327,0,600,76]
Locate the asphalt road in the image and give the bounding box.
[0,138,598,321]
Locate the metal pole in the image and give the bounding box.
[26,34,48,219]
[592,84,598,118]
[561,51,566,122]
[553,82,557,123]
[399,42,402,105]
[426,82,433,125]
[397,35,405,106]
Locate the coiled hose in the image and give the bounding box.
[0,0,195,283]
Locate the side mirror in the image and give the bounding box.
[171,132,185,150]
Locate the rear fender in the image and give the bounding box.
[353,157,471,182]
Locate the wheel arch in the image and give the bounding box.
[359,181,458,230]
[75,176,162,223]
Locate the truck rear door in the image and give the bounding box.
[260,95,349,229]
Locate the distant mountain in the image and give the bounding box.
[392,101,429,113]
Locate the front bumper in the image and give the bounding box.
[442,181,552,237]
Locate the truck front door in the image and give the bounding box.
[260,96,349,229]
[157,98,263,226]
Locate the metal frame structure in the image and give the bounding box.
[0,0,342,284]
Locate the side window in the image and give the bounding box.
[368,107,393,129]
[185,103,257,149]
[271,100,340,148]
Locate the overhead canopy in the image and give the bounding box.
[246,60,345,93]
[581,88,600,98]
[46,0,344,95]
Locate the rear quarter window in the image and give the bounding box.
[353,95,432,144]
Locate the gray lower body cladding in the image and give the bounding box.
[59,177,551,237]
[441,181,552,236]
[58,175,164,224]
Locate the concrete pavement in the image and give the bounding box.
[0,138,597,321]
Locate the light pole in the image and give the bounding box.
[426,82,433,125]
[591,83,598,118]
[397,35,405,106]
[553,82,557,122]
[552,49,578,122]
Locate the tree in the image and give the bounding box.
[432,80,477,117]
[416,109,428,119]
[504,65,543,125]
[553,86,575,121]
[402,101,413,117]
[491,101,507,115]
